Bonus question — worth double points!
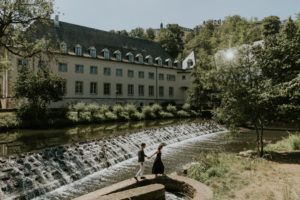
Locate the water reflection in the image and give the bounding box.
[0,119,193,157]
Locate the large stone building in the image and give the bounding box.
[0,17,196,109]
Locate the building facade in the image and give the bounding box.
[0,17,196,109]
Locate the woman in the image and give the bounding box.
[149,143,165,177]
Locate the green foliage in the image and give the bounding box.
[262,16,281,37]
[145,28,155,40]
[182,103,191,111]
[159,111,173,119]
[166,104,177,114]
[142,105,155,119]
[86,103,100,121]
[265,134,300,152]
[151,104,162,117]
[0,112,18,130]
[14,66,65,122]
[124,104,138,119]
[105,111,117,121]
[113,104,129,121]
[129,27,145,39]
[177,110,190,118]
[155,24,184,58]
[0,0,55,58]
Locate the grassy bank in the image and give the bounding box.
[265,134,300,152]
[0,103,200,131]
[187,135,300,199]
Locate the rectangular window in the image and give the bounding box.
[104,67,111,75]
[138,71,144,78]
[90,50,96,58]
[116,69,123,76]
[158,59,162,66]
[138,56,143,64]
[75,81,83,94]
[159,86,164,97]
[116,84,122,95]
[148,58,153,65]
[149,85,154,97]
[182,75,186,80]
[116,54,121,61]
[159,73,164,80]
[128,70,134,78]
[128,84,134,96]
[167,74,176,81]
[17,59,28,66]
[62,81,67,95]
[90,66,97,74]
[75,65,84,73]
[169,87,174,97]
[75,47,81,56]
[59,63,67,72]
[138,85,144,96]
[90,82,97,94]
[148,72,154,79]
[104,83,111,95]
[104,51,109,59]
[38,61,46,68]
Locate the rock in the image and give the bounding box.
[182,162,197,175]
[238,150,255,157]
[0,173,10,181]
[2,168,13,172]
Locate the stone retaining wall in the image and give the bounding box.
[73,174,213,200]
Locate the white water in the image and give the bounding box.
[0,121,226,200]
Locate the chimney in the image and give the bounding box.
[54,15,59,28]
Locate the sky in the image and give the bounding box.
[53,0,300,31]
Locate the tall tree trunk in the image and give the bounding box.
[260,125,264,157]
[255,125,260,156]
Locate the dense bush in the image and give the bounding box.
[113,104,129,120]
[152,104,162,118]
[159,111,173,119]
[177,110,190,118]
[166,104,177,115]
[265,134,300,152]
[142,106,155,119]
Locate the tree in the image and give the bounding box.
[155,24,184,58]
[262,16,281,37]
[214,18,300,157]
[14,65,65,121]
[145,28,155,40]
[0,0,54,58]
[129,27,145,38]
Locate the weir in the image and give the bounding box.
[0,121,226,200]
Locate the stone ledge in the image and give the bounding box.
[73,174,212,200]
[98,184,165,200]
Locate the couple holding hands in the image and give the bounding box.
[134,143,165,181]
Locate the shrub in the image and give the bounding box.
[142,106,155,119]
[86,103,101,122]
[166,104,177,115]
[105,111,117,121]
[132,111,144,120]
[99,105,110,114]
[73,102,86,119]
[151,104,162,118]
[113,104,129,121]
[182,103,191,111]
[124,104,138,119]
[177,110,190,118]
[265,134,300,152]
[159,111,174,119]
[190,110,200,117]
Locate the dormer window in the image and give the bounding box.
[155,57,162,67]
[174,60,181,68]
[126,52,134,62]
[89,47,96,58]
[75,44,82,56]
[146,55,153,65]
[166,58,172,67]
[60,42,67,54]
[102,48,110,59]
[114,50,122,61]
[136,54,143,64]
[187,59,193,68]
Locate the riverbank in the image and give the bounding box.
[187,134,300,200]
[0,103,202,131]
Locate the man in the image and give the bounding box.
[134,143,149,181]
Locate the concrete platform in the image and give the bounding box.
[73,174,213,200]
[98,184,165,200]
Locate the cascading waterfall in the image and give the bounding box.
[0,121,226,200]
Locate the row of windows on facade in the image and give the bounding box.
[69,82,174,97]
[60,43,178,67]
[59,63,177,81]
